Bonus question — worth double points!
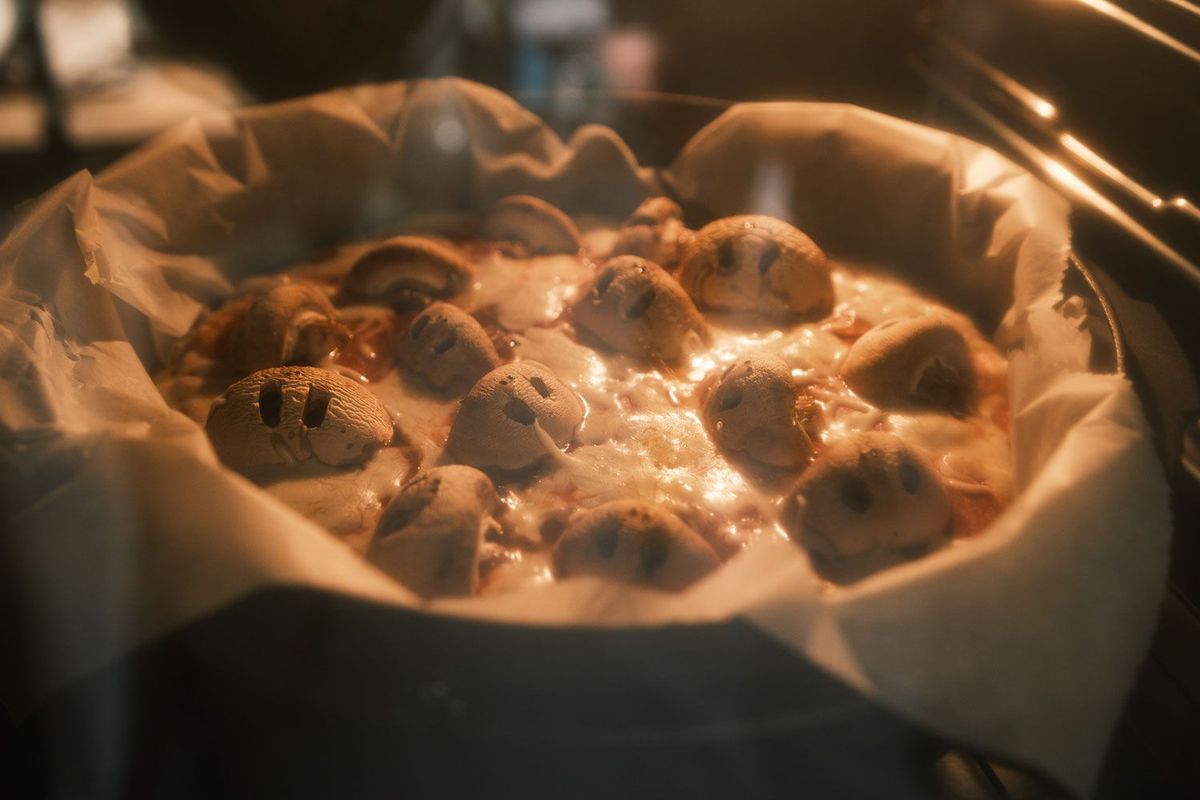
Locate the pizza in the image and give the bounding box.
[156,194,1011,596]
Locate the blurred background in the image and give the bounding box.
[0,0,934,229]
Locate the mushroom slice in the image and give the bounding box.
[552,501,720,591]
[839,316,977,414]
[481,195,584,257]
[678,215,834,319]
[402,302,501,392]
[446,361,584,473]
[366,465,501,598]
[785,431,951,560]
[701,354,820,469]
[571,256,708,363]
[337,236,473,309]
[611,196,693,269]
[228,282,346,375]
[205,366,393,473]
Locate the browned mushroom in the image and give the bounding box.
[205,366,393,473]
[785,431,951,559]
[481,195,584,257]
[227,282,346,375]
[570,256,708,363]
[678,215,834,319]
[337,236,473,309]
[401,302,502,391]
[839,316,977,413]
[445,361,584,473]
[701,354,821,469]
[610,196,693,269]
[553,500,720,591]
[366,465,501,597]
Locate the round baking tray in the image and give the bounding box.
[1,91,1127,800]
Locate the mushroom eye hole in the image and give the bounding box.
[594,268,617,297]
[716,240,737,274]
[639,529,671,575]
[757,240,781,275]
[503,397,537,426]
[593,518,620,558]
[622,287,656,319]
[898,458,921,494]
[432,329,458,355]
[410,315,431,340]
[302,386,332,428]
[529,376,552,398]
[718,386,743,411]
[840,477,874,513]
[258,381,283,428]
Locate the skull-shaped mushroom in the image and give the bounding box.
[366,465,501,598]
[481,195,583,257]
[446,361,584,473]
[227,282,346,375]
[610,196,693,269]
[678,215,834,320]
[785,431,951,559]
[552,500,720,591]
[402,302,502,391]
[701,354,821,469]
[337,236,473,309]
[571,256,708,363]
[205,366,394,473]
[839,316,976,414]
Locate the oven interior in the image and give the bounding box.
[1,1,1198,797]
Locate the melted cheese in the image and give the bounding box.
[158,222,1013,591]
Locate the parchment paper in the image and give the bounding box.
[0,78,1170,795]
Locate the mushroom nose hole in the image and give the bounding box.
[432,329,458,355]
[302,386,332,428]
[622,287,656,319]
[840,477,874,513]
[593,518,620,558]
[258,381,283,427]
[503,397,537,426]
[594,268,617,297]
[757,241,781,275]
[529,376,552,398]
[410,314,431,340]
[716,240,737,274]
[899,458,921,494]
[639,529,670,575]
[719,386,743,411]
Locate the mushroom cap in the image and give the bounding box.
[839,315,976,413]
[787,431,951,559]
[366,465,500,598]
[402,302,502,391]
[446,361,584,473]
[701,354,819,468]
[228,282,345,375]
[611,219,692,270]
[552,500,721,591]
[614,194,691,267]
[678,215,834,319]
[624,196,684,227]
[337,235,473,309]
[571,255,708,363]
[612,196,691,269]
[481,195,584,257]
[205,366,394,473]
